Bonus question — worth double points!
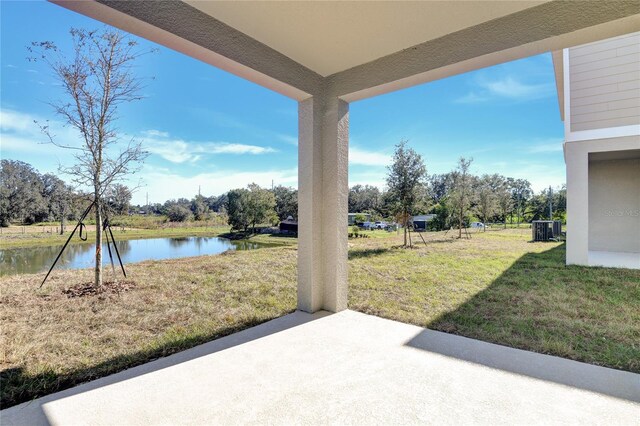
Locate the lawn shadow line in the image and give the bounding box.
[408,244,640,402]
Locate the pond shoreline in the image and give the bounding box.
[0,234,287,277]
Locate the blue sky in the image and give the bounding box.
[1,1,566,205]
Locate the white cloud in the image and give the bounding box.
[349,146,391,166]
[527,139,564,153]
[455,92,489,104]
[484,77,553,99]
[141,132,277,164]
[349,169,387,191]
[0,108,83,157]
[142,129,169,138]
[0,108,36,132]
[456,76,555,104]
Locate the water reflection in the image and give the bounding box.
[0,237,267,276]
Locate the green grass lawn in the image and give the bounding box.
[1,227,638,408]
[348,229,640,373]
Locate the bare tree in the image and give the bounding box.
[29,28,151,288]
[449,157,474,238]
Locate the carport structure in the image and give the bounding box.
[53,0,639,313]
[5,1,639,423]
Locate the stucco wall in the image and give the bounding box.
[588,158,640,253]
[569,32,640,132]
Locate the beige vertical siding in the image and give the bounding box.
[569,32,640,132]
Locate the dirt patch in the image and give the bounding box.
[62,280,136,298]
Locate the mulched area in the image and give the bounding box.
[62,280,136,298]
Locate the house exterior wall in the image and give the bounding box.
[588,158,640,253]
[562,30,640,269]
[565,136,640,266]
[568,32,640,132]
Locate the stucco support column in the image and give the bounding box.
[298,94,349,313]
[565,142,589,266]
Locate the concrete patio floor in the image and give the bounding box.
[2,310,639,425]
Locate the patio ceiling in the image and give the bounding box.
[184,1,548,77]
[52,0,640,101]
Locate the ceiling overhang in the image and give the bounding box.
[184,1,548,77]
[51,0,640,102]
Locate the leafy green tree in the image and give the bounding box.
[273,185,298,220]
[226,188,251,232]
[474,175,497,231]
[348,185,381,215]
[449,157,474,238]
[206,193,228,214]
[428,201,451,231]
[166,204,192,222]
[246,183,278,232]
[510,178,532,226]
[190,194,210,221]
[385,140,427,246]
[42,173,74,233]
[496,178,514,228]
[105,184,132,216]
[0,160,46,226]
[429,173,454,204]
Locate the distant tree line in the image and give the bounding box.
[2,158,564,233]
[347,158,566,232]
[136,184,297,230]
[1,160,131,231]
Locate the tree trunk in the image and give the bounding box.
[403,223,407,247]
[94,197,103,288]
[458,208,463,238]
[59,205,66,235]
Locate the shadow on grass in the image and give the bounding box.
[348,247,391,259]
[1,309,314,410]
[405,244,640,401]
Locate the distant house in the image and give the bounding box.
[348,213,371,226]
[279,216,298,233]
[412,214,436,231]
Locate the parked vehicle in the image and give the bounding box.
[359,221,373,230]
[469,222,486,229]
[372,221,387,230]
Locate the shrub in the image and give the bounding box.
[166,205,192,222]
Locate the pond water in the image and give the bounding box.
[0,236,267,276]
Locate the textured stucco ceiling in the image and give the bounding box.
[185,0,548,76]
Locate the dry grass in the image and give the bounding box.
[0,244,297,407]
[2,228,639,408]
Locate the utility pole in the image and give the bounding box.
[146,192,149,215]
[198,185,201,197]
[271,179,274,191]
[548,186,553,220]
